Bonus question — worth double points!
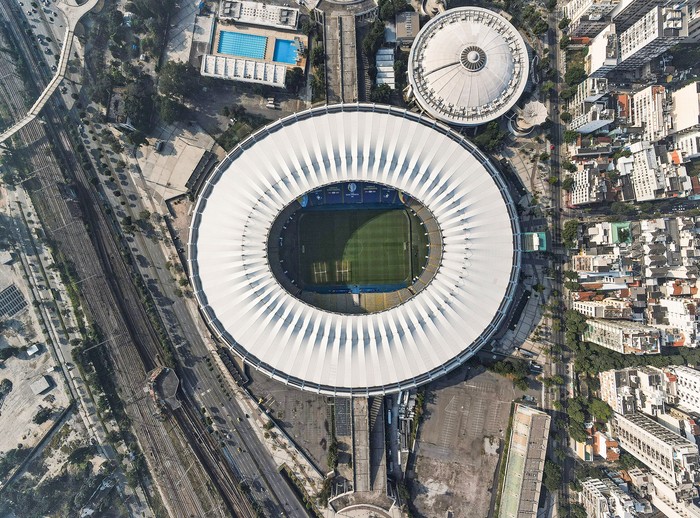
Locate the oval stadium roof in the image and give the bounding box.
[408,7,530,127]
[188,105,521,395]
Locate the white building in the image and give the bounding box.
[407,7,529,127]
[599,367,666,415]
[218,0,299,29]
[580,478,640,518]
[569,167,612,206]
[659,298,700,347]
[617,7,688,72]
[563,0,621,37]
[199,55,287,87]
[672,82,700,135]
[570,103,616,133]
[617,141,664,201]
[610,0,671,32]
[631,85,671,143]
[583,319,663,354]
[586,24,620,77]
[611,412,700,489]
[668,366,700,414]
[573,299,632,319]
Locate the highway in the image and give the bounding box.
[0,1,245,516]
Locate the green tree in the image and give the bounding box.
[285,67,305,93]
[560,111,572,123]
[474,121,506,152]
[370,84,392,103]
[558,17,570,30]
[562,219,580,248]
[158,60,200,98]
[589,398,612,423]
[311,44,325,68]
[156,95,185,124]
[543,460,562,492]
[33,407,53,424]
[563,129,579,144]
[562,177,575,192]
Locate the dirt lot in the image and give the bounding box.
[410,366,522,518]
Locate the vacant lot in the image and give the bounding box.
[411,367,519,518]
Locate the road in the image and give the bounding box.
[0,1,242,515]
[545,4,573,516]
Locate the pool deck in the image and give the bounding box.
[213,22,307,69]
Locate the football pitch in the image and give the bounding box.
[297,208,425,288]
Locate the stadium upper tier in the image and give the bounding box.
[188,105,521,395]
[408,7,529,127]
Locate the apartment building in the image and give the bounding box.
[583,319,663,354]
[611,412,700,488]
[573,299,632,319]
[617,141,664,201]
[599,367,666,415]
[610,0,671,32]
[672,82,700,160]
[580,478,640,517]
[631,85,671,143]
[617,7,688,72]
[564,0,621,36]
[586,24,620,77]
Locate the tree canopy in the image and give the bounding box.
[158,61,200,98]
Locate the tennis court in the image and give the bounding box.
[297,208,424,288]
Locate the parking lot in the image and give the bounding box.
[246,369,331,472]
[411,366,529,518]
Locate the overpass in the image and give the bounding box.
[0,0,98,146]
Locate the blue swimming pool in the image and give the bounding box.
[273,39,298,64]
[218,31,267,59]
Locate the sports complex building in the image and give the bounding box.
[188,105,522,396]
[408,7,530,127]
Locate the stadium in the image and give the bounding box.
[188,104,522,396]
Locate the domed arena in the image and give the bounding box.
[408,7,530,127]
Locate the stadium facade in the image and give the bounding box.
[188,104,522,396]
[408,7,530,127]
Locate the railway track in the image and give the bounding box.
[0,2,252,517]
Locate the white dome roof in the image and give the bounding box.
[409,7,530,126]
[188,105,521,395]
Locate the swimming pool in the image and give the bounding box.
[273,39,298,64]
[218,31,267,60]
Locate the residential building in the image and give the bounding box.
[583,319,663,354]
[586,24,620,77]
[593,431,621,461]
[617,141,664,201]
[610,0,670,32]
[611,412,700,489]
[667,366,700,414]
[563,0,621,37]
[671,82,700,160]
[580,478,640,518]
[639,217,700,281]
[631,85,671,143]
[569,78,610,118]
[672,81,700,135]
[570,103,616,133]
[599,367,666,415]
[660,298,699,346]
[617,7,688,72]
[572,253,618,272]
[573,299,632,319]
[569,167,613,206]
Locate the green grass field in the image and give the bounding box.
[297,209,426,288]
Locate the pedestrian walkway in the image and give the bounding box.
[0,0,98,145]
